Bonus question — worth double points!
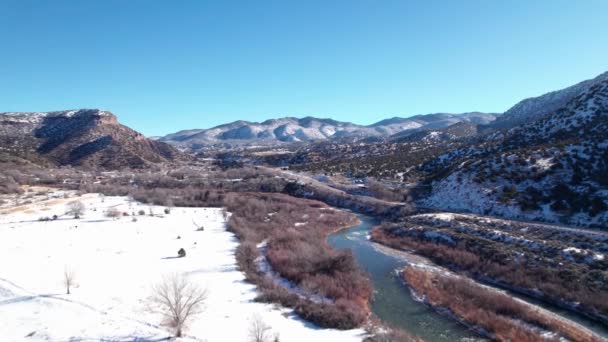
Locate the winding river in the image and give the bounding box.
[328,214,608,341]
[329,214,483,341]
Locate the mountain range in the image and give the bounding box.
[0,70,606,172]
[158,71,608,150]
[159,112,499,149]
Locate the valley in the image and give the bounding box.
[1,70,607,341]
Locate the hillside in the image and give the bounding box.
[0,109,185,169]
[489,71,608,130]
[421,77,608,227]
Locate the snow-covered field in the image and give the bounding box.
[0,193,365,341]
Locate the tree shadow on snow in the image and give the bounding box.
[80,219,111,223]
[185,264,235,274]
[0,293,62,306]
[0,295,38,305]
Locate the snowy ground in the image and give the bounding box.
[0,193,365,341]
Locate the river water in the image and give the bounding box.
[328,214,608,341]
[328,214,483,341]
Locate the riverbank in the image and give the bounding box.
[328,214,483,341]
[401,266,603,342]
[223,192,374,330]
[370,213,608,326]
[370,223,607,341]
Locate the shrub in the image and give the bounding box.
[178,248,186,258]
[0,176,22,194]
[295,299,367,329]
[105,207,121,218]
[235,242,259,276]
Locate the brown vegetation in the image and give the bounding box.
[372,224,608,324]
[224,192,372,329]
[402,267,603,342]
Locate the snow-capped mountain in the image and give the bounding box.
[160,112,498,149]
[490,71,608,130]
[373,112,496,131]
[0,109,186,168]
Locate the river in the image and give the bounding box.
[328,214,483,341]
[328,214,608,341]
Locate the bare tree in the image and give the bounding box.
[249,313,272,342]
[66,200,86,218]
[63,267,76,295]
[149,274,207,337]
[192,219,204,231]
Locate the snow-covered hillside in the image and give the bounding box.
[0,193,364,341]
[421,78,608,228]
[490,71,608,130]
[159,113,497,149]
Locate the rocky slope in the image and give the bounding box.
[489,71,608,130]
[421,77,608,227]
[160,113,498,149]
[0,109,185,168]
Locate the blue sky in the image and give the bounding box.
[0,0,606,136]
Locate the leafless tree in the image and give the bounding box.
[149,274,207,337]
[66,200,86,218]
[63,267,76,295]
[249,313,272,342]
[192,219,204,231]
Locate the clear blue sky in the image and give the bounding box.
[1,0,606,136]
